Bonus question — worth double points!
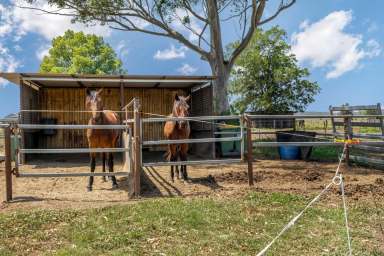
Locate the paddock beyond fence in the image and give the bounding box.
[2,101,384,201]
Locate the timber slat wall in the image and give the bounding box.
[330,103,384,168]
[32,87,187,149]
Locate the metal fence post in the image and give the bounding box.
[4,126,12,202]
[133,98,142,198]
[245,115,254,186]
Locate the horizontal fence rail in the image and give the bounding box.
[248,114,384,119]
[143,159,242,167]
[142,115,240,123]
[333,132,384,139]
[19,148,129,154]
[18,172,130,178]
[253,141,384,147]
[143,137,241,146]
[19,124,128,130]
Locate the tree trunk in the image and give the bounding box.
[210,61,230,114]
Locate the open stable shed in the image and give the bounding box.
[0,73,214,157]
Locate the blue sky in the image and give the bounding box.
[0,0,383,117]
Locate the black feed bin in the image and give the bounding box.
[276,131,316,160]
[40,118,57,135]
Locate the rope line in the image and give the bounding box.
[256,181,334,256]
[340,174,352,256]
[256,143,351,256]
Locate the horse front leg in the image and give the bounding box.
[102,152,107,182]
[87,153,96,191]
[108,153,118,189]
[170,165,175,183]
[180,144,189,181]
[180,155,188,181]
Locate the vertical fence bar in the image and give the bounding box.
[4,126,12,202]
[246,116,254,186]
[133,99,141,197]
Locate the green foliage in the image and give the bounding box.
[39,30,124,74]
[229,27,320,114]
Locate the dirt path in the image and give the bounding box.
[0,159,383,212]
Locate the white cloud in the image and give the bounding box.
[36,44,50,60]
[0,44,20,86]
[177,63,197,75]
[365,39,381,58]
[11,0,111,40]
[291,10,381,79]
[116,40,129,59]
[154,45,187,60]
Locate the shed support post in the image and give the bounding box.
[4,126,12,202]
[245,115,254,186]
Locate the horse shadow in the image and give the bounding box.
[188,175,222,190]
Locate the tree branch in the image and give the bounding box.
[227,0,266,69]
[258,0,296,25]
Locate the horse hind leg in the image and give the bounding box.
[108,153,118,189]
[87,153,96,191]
[175,165,180,180]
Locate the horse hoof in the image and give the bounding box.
[87,186,92,192]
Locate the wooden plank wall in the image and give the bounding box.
[35,87,187,149]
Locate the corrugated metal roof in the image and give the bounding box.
[0,72,214,89]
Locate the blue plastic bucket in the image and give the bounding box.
[278,146,300,160]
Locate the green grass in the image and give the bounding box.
[0,192,383,255]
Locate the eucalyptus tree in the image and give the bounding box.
[26,0,296,113]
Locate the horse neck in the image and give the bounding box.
[91,110,105,124]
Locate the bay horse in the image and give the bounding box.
[85,88,119,191]
[164,94,191,182]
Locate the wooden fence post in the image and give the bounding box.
[133,99,142,198]
[4,126,12,202]
[343,111,352,166]
[245,115,254,186]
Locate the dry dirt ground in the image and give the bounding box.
[0,157,383,212]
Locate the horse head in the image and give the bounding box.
[85,88,104,121]
[172,94,191,129]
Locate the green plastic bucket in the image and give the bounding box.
[218,128,245,157]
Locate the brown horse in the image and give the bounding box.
[164,94,191,182]
[85,88,119,191]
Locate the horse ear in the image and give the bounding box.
[97,88,104,95]
[86,88,91,96]
[174,94,180,101]
[185,95,191,102]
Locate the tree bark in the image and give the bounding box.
[210,60,230,114]
[206,0,230,114]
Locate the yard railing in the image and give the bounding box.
[3,100,384,201]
